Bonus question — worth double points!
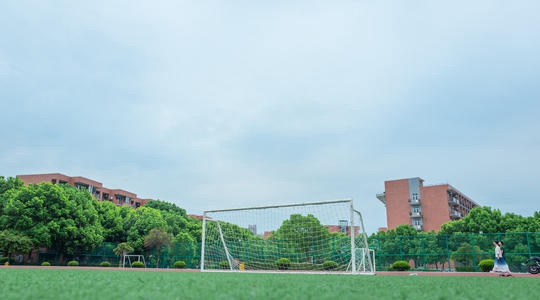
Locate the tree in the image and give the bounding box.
[369,225,420,266]
[0,230,33,264]
[144,200,201,243]
[416,231,447,270]
[113,242,134,256]
[97,201,125,242]
[144,227,171,268]
[0,183,104,262]
[124,206,167,253]
[274,214,330,263]
[439,219,466,234]
[144,200,187,217]
[463,207,502,233]
[172,232,196,261]
[0,176,24,195]
[113,242,134,267]
[451,242,487,267]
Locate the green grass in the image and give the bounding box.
[0,268,537,300]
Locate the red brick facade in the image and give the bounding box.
[377,177,480,232]
[17,173,150,209]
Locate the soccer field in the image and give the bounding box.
[0,268,537,300]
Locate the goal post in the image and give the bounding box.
[122,255,146,268]
[201,199,375,274]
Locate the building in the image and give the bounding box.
[326,220,360,236]
[261,221,361,239]
[17,173,150,209]
[376,177,480,232]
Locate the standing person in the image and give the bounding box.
[490,240,504,273]
[498,241,512,277]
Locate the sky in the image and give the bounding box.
[1,1,539,234]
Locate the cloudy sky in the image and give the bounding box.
[1,1,539,234]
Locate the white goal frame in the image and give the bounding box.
[200,199,375,274]
[122,255,146,268]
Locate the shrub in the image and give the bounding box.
[390,260,411,271]
[100,261,111,267]
[131,261,145,268]
[67,260,79,266]
[478,259,494,272]
[218,260,230,269]
[276,258,291,270]
[322,261,339,270]
[173,260,186,269]
[41,261,51,266]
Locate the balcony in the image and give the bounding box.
[414,224,423,231]
[448,197,460,207]
[409,211,422,218]
[408,198,421,205]
[376,193,386,205]
[450,210,463,220]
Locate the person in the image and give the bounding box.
[490,240,504,274]
[497,241,512,277]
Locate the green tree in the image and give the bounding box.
[274,214,330,263]
[415,231,447,270]
[370,225,420,267]
[451,242,486,267]
[144,227,172,268]
[113,242,134,256]
[463,207,502,233]
[124,206,167,253]
[0,176,24,195]
[113,242,134,267]
[0,230,33,264]
[144,200,187,217]
[97,201,125,242]
[172,232,196,262]
[0,183,103,262]
[439,219,466,234]
[144,200,201,243]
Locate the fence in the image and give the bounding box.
[370,232,540,272]
[29,232,540,272]
[36,242,201,269]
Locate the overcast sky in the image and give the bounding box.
[1,1,539,234]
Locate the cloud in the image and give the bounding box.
[1,1,539,234]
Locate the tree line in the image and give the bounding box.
[369,207,540,270]
[2,174,539,269]
[0,176,201,264]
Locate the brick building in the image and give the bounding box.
[17,173,150,209]
[376,177,480,232]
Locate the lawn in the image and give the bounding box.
[0,268,536,300]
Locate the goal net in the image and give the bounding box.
[201,199,375,274]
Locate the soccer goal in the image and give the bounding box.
[122,255,146,268]
[201,199,375,274]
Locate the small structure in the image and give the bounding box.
[122,255,146,268]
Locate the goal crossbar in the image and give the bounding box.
[203,198,355,213]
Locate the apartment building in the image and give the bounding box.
[376,177,480,232]
[17,173,150,209]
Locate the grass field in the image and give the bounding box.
[0,268,537,300]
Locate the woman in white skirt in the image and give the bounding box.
[491,240,512,276]
[497,241,512,276]
[491,241,504,273]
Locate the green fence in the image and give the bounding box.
[370,232,540,272]
[36,242,201,269]
[30,232,540,272]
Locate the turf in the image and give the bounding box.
[0,268,536,300]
